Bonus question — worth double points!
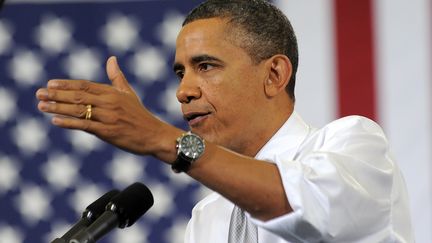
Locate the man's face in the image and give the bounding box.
[174,18,269,154]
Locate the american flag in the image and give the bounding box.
[0,1,209,243]
[1,0,432,243]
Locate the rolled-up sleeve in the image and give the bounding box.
[250,116,397,242]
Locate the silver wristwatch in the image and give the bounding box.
[172,131,205,173]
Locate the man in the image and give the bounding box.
[36,0,413,242]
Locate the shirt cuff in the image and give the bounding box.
[247,156,324,242]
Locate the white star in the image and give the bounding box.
[143,182,174,220]
[159,81,183,121]
[111,222,149,243]
[0,155,20,194]
[0,20,13,55]
[66,130,104,154]
[156,11,185,48]
[35,15,73,54]
[0,88,17,125]
[105,152,145,188]
[165,217,189,243]
[11,117,49,156]
[41,152,80,191]
[8,49,45,87]
[127,45,168,83]
[62,47,102,81]
[14,184,52,225]
[100,13,140,53]
[69,183,106,216]
[0,225,23,243]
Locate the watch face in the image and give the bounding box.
[179,134,205,160]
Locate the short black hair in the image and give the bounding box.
[183,0,298,101]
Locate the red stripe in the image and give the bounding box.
[334,0,377,120]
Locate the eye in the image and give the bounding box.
[198,63,215,72]
[175,70,184,80]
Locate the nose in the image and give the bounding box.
[176,74,201,104]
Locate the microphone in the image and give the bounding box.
[50,189,120,243]
[69,182,154,243]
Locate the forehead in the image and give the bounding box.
[177,18,228,42]
[177,18,227,47]
[174,18,251,64]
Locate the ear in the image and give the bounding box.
[263,55,292,97]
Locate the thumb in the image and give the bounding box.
[106,56,132,92]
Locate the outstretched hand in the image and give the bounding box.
[36,56,182,161]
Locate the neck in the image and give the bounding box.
[237,103,294,157]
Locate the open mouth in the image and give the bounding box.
[184,112,211,125]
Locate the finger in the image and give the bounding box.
[51,115,117,139]
[47,79,113,95]
[106,56,133,92]
[39,101,117,123]
[36,88,50,101]
[36,88,103,106]
[52,115,99,133]
[38,101,89,119]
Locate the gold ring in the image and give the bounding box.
[85,104,92,120]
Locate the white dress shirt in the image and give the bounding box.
[184,112,414,243]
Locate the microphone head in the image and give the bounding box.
[83,189,120,221]
[107,182,154,228]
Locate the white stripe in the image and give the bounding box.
[374,0,432,242]
[275,0,337,128]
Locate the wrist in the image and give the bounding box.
[152,125,184,163]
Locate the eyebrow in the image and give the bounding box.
[173,54,224,72]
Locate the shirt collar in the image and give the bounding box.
[255,111,311,162]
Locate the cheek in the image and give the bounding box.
[208,92,255,127]
[203,68,264,113]
[231,67,264,94]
